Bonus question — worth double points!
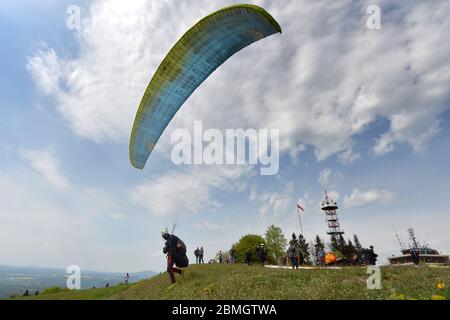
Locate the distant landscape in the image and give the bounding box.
[0,265,157,298]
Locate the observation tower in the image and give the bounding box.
[321,191,344,236]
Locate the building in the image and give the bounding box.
[388,228,449,265]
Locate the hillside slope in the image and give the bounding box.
[15,264,449,300]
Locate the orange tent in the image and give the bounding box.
[325,252,337,265]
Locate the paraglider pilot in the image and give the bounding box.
[162,228,189,286]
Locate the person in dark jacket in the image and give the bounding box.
[367,245,378,265]
[194,247,200,264]
[245,250,253,266]
[229,246,237,264]
[256,243,267,266]
[288,243,299,269]
[162,228,189,286]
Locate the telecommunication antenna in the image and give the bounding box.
[408,227,420,249]
[392,225,404,250]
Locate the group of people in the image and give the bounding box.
[160,229,385,287]
[161,230,274,285]
[194,247,205,264]
[245,243,267,266]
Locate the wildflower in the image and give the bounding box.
[389,293,406,300]
[437,282,445,290]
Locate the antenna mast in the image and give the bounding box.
[392,225,404,250]
[408,227,420,249]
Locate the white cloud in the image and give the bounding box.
[344,188,394,208]
[318,168,342,188]
[338,148,361,164]
[19,147,72,191]
[327,190,340,202]
[373,113,442,156]
[194,221,226,232]
[250,181,293,217]
[259,192,292,217]
[27,0,450,162]
[130,165,250,217]
[318,169,332,187]
[289,143,306,163]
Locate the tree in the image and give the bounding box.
[308,241,316,263]
[313,235,325,264]
[353,234,363,264]
[264,225,287,265]
[235,234,265,263]
[341,239,357,261]
[298,234,311,264]
[338,235,346,251]
[354,234,362,252]
[314,235,325,252]
[329,235,340,252]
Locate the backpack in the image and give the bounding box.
[177,239,187,256]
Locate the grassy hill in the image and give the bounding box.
[13,264,449,300]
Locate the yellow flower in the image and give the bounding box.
[437,282,445,289]
[389,293,406,300]
[202,287,212,294]
[431,295,446,300]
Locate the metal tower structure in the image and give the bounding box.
[321,191,344,236]
[408,227,420,249]
[392,225,405,250]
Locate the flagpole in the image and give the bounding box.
[297,207,304,236]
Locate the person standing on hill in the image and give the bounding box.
[256,243,267,266]
[199,247,204,264]
[218,251,223,263]
[245,250,253,266]
[367,245,378,265]
[229,246,237,264]
[194,247,200,264]
[318,251,325,266]
[162,228,189,287]
[124,273,130,285]
[288,243,299,269]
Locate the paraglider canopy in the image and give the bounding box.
[129,4,282,169]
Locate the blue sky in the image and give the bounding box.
[1,0,449,273]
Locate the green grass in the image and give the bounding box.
[13,264,449,300]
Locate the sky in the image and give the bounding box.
[0,0,449,273]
